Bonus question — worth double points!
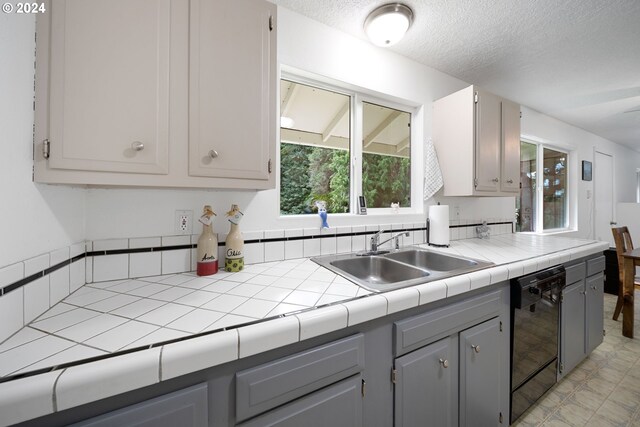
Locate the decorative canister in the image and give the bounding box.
[196,205,218,276]
[225,204,244,272]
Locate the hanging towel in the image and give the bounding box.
[423,139,444,200]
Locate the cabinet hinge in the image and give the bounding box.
[474,177,478,187]
[560,293,564,303]
[499,321,503,332]
[499,412,503,423]
[474,92,478,103]
[603,329,606,336]
[391,368,397,384]
[268,158,272,174]
[520,111,522,119]
[559,363,564,373]
[269,15,273,31]
[42,139,50,159]
[361,379,366,397]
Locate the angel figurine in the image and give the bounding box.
[315,200,329,229]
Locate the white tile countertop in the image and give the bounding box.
[0,234,609,426]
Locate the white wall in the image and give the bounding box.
[617,203,640,244]
[0,13,85,267]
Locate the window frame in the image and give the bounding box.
[278,72,419,217]
[519,137,573,234]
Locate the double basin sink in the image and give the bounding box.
[312,247,494,292]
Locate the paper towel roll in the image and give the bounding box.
[428,205,450,247]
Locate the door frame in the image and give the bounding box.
[593,148,615,244]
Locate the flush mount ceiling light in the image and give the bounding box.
[364,3,413,47]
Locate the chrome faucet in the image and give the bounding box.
[370,230,410,252]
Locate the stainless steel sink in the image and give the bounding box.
[385,249,480,272]
[312,246,494,292]
[330,256,429,285]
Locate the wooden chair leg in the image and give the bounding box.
[613,295,623,320]
[613,280,624,321]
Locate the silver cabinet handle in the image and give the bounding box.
[471,344,480,353]
[492,178,499,183]
[209,150,219,159]
[439,358,449,368]
[131,141,144,151]
[506,179,514,184]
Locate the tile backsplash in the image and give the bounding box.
[0,218,513,345]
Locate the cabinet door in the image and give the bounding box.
[586,273,605,353]
[394,336,457,427]
[459,317,502,427]
[474,90,501,192]
[237,375,362,427]
[189,0,275,181]
[49,0,170,174]
[560,280,586,376]
[500,99,521,193]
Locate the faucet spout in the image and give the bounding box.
[371,230,410,252]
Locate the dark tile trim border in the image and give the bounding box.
[0,255,87,297]
[0,221,513,298]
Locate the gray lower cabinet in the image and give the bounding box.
[459,317,502,427]
[586,273,604,353]
[394,336,457,427]
[560,280,586,375]
[560,256,605,377]
[70,383,208,427]
[393,289,509,427]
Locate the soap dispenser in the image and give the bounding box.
[225,204,244,272]
[196,205,218,276]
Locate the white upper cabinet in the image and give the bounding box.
[47,0,171,175]
[500,99,521,193]
[34,0,276,189]
[433,85,521,196]
[189,0,276,181]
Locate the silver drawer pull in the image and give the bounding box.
[492,178,499,183]
[131,141,144,151]
[439,358,449,368]
[506,179,514,184]
[209,149,219,159]
[471,344,480,353]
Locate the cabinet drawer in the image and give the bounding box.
[565,262,586,285]
[394,289,504,356]
[236,334,364,422]
[71,383,207,427]
[237,375,362,427]
[587,255,606,276]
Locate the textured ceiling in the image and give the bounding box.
[271,0,640,152]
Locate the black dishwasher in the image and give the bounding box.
[510,265,566,424]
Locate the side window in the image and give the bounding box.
[516,141,569,232]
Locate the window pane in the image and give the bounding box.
[517,141,537,232]
[279,80,350,215]
[542,148,567,229]
[362,102,411,208]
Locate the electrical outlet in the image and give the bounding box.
[175,210,193,235]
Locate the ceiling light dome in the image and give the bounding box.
[364,3,413,47]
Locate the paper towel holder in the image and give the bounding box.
[426,218,450,248]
